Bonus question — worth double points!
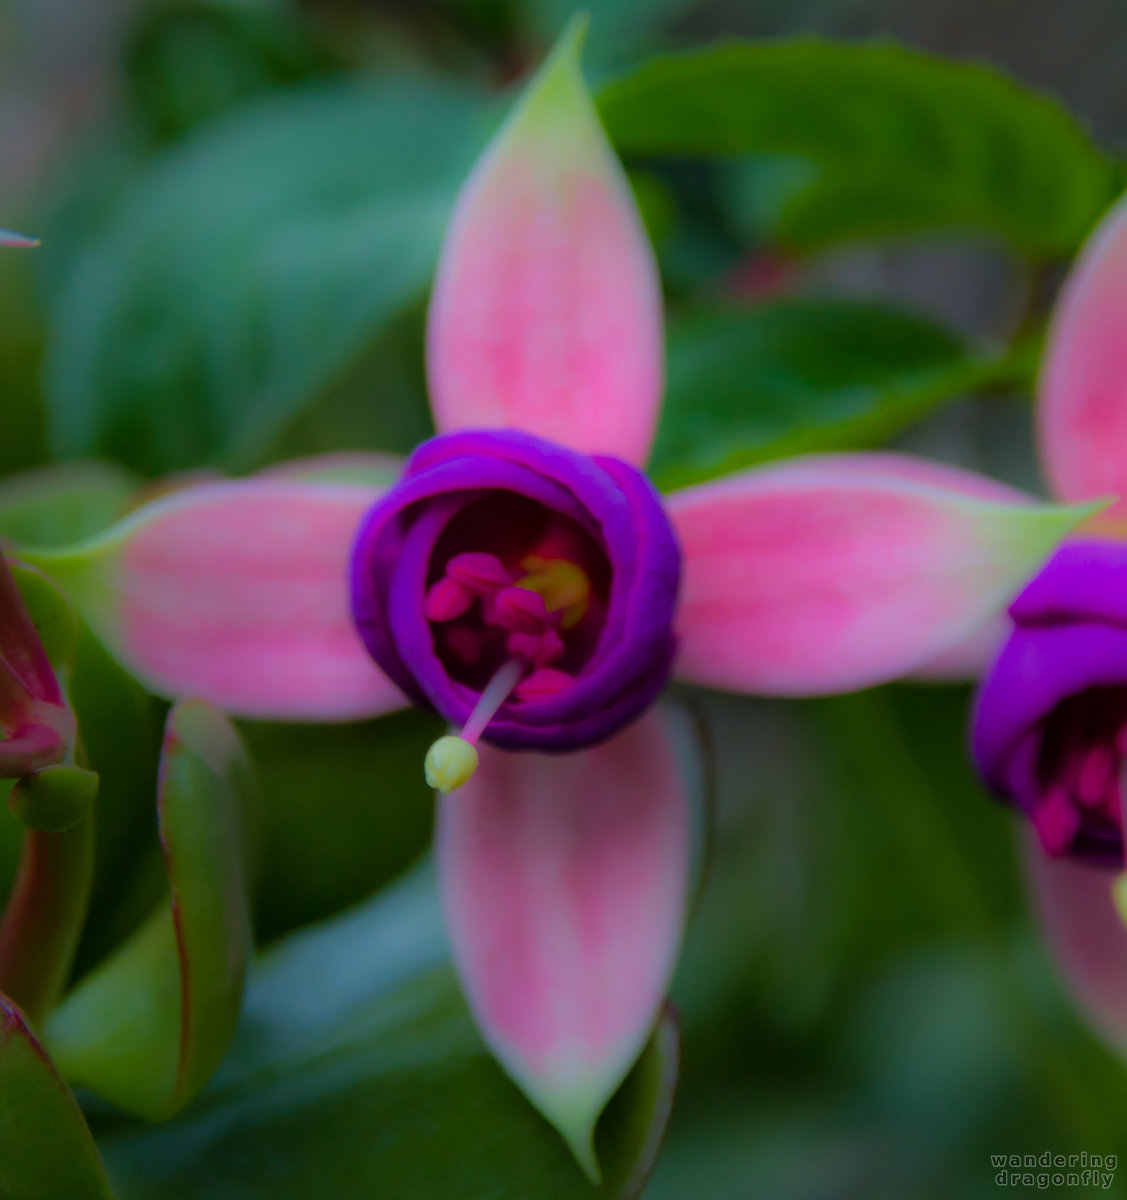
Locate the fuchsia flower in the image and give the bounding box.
[26,28,1088,1173]
[973,194,1127,866]
[969,190,1127,1052]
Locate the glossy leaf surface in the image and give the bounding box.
[649,301,1026,489]
[47,701,255,1120]
[0,995,115,1200]
[46,80,487,474]
[600,39,1118,255]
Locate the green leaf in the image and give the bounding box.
[0,995,115,1200]
[648,299,1028,490]
[599,38,1120,255]
[125,0,337,145]
[47,700,256,1120]
[99,868,678,1200]
[45,78,488,475]
[0,462,138,549]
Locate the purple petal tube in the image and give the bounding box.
[973,538,1127,866]
[350,430,680,751]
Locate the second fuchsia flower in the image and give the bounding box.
[974,194,1127,867]
[965,190,1127,1055]
[24,25,1091,1174]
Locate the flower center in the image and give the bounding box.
[350,430,682,773]
[420,493,608,688]
[419,493,612,791]
[1034,687,1127,857]
[424,552,591,701]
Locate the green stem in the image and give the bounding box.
[0,813,94,1027]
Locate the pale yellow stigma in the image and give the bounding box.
[518,556,591,630]
[425,735,479,794]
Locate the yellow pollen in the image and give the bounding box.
[424,735,479,794]
[517,556,591,630]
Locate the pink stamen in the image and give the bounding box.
[1034,784,1081,857]
[489,586,551,634]
[446,552,515,595]
[424,576,473,623]
[1074,743,1115,809]
[514,667,574,701]
[507,628,565,667]
[425,545,585,708]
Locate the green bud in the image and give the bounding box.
[10,765,99,831]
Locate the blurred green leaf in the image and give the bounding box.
[46,78,487,475]
[599,39,1120,255]
[126,0,338,145]
[100,867,678,1199]
[47,701,256,1120]
[0,252,47,478]
[648,299,1027,490]
[0,995,115,1200]
[242,709,440,941]
[0,463,138,548]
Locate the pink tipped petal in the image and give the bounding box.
[426,20,663,466]
[1040,192,1127,515]
[772,450,1037,505]
[514,667,574,700]
[667,454,1090,695]
[1024,832,1127,1054]
[438,708,690,1179]
[424,577,473,623]
[24,481,405,720]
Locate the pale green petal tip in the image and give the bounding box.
[555,1105,601,1185]
[515,13,593,132]
[1076,495,1117,522]
[1004,495,1109,558]
[544,12,591,74]
[1039,495,1113,544]
[526,1072,609,1184]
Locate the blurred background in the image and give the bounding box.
[2,1,1127,1197]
